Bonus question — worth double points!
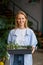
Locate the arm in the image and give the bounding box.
[7,31,12,44]
[32,46,35,54]
[31,30,38,54]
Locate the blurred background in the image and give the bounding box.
[0,0,43,65]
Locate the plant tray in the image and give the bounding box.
[8,49,32,54]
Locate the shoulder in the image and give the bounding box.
[9,28,19,36]
[9,29,15,34]
[27,27,34,34]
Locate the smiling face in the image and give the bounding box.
[15,11,28,28]
[17,14,26,28]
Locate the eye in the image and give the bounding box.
[18,18,20,20]
[22,18,24,19]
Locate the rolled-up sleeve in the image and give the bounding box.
[7,31,12,44]
[31,31,38,47]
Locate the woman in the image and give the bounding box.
[7,11,38,65]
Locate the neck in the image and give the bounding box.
[18,26,25,29]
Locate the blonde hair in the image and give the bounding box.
[15,11,28,28]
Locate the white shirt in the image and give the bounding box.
[15,28,26,46]
[7,27,38,65]
[8,27,37,47]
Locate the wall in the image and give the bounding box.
[9,0,42,31]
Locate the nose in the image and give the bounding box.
[20,19,23,23]
[20,18,22,21]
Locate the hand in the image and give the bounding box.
[32,46,35,54]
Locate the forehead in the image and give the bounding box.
[17,13,25,18]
